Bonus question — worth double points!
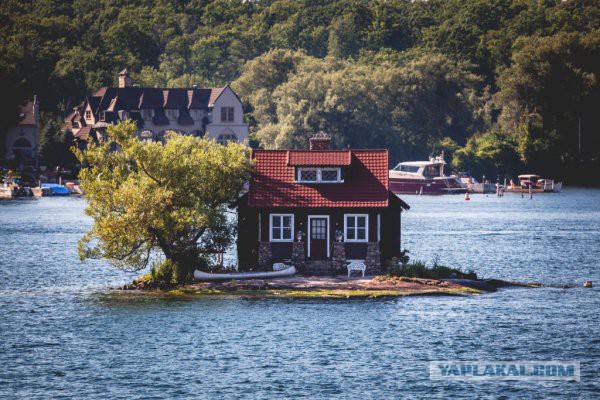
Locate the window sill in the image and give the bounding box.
[296,180,345,184]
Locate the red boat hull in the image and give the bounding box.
[389,177,466,195]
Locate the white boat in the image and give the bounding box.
[389,153,467,194]
[506,175,562,193]
[0,186,15,199]
[194,266,297,281]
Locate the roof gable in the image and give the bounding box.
[248,149,389,208]
[287,150,352,166]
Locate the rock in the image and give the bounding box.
[584,280,593,288]
[449,272,458,278]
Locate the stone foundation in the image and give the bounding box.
[291,241,306,273]
[365,242,382,275]
[303,261,334,276]
[258,242,272,270]
[330,242,347,275]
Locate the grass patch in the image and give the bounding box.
[384,255,477,280]
[164,286,482,299]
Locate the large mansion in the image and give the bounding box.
[4,98,39,167]
[64,69,248,146]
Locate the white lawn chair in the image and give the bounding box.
[347,261,366,277]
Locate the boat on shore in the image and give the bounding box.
[0,185,15,199]
[194,266,297,281]
[39,183,70,196]
[389,154,467,195]
[506,174,562,193]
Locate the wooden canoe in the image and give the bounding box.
[193,266,296,281]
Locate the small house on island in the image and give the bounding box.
[236,133,410,275]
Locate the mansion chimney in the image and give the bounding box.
[118,68,133,88]
[309,131,332,150]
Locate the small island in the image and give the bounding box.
[75,123,547,298]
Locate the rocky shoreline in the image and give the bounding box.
[120,275,546,299]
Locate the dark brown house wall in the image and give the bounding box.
[236,194,259,270]
[238,200,402,270]
[256,207,382,242]
[380,193,404,260]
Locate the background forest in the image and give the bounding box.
[1,0,598,182]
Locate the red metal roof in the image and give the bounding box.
[287,150,352,166]
[248,149,389,208]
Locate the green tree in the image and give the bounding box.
[240,51,484,163]
[496,30,600,176]
[452,128,521,179]
[75,120,252,283]
[38,114,78,168]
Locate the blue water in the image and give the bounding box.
[0,189,599,398]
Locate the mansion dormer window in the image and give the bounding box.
[297,167,342,183]
[85,110,92,120]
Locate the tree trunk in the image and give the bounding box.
[170,248,199,283]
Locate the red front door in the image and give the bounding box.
[309,217,328,260]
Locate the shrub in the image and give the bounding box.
[385,256,477,280]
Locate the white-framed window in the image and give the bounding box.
[221,107,234,122]
[85,110,92,120]
[270,214,294,242]
[297,167,342,183]
[344,214,368,242]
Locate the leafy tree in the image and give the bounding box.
[1,0,599,180]
[38,114,78,168]
[75,120,252,283]
[328,13,365,59]
[496,30,600,177]
[239,51,485,163]
[452,128,521,179]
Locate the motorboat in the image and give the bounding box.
[506,174,562,193]
[389,154,467,194]
[40,183,70,196]
[459,172,501,194]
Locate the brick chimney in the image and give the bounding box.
[309,131,332,150]
[118,68,133,88]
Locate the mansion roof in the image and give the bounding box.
[64,86,227,132]
[91,86,224,112]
